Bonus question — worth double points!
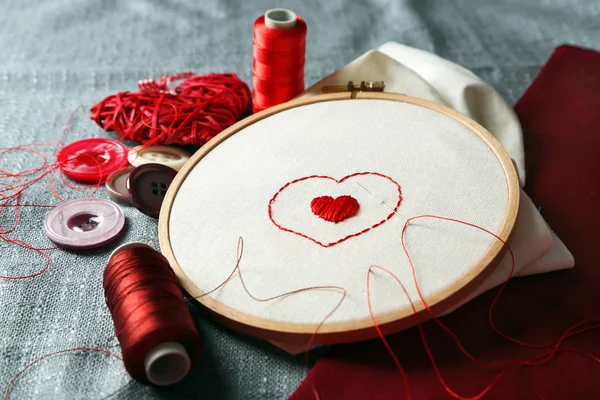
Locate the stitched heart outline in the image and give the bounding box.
[268,172,403,247]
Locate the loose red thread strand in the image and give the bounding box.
[50,153,106,202]
[5,247,197,395]
[366,266,412,400]
[0,161,59,279]
[12,217,597,398]
[368,264,600,400]
[3,347,122,400]
[268,172,402,247]
[5,238,346,396]
[0,107,108,279]
[193,237,347,397]
[401,216,600,365]
[8,163,596,397]
[0,147,50,178]
[54,105,83,153]
[252,16,306,113]
[365,215,600,399]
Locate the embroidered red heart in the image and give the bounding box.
[310,195,360,223]
[268,172,403,247]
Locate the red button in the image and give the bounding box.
[127,163,177,218]
[57,138,129,182]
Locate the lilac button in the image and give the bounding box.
[45,199,125,249]
[127,163,177,218]
[105,166,134,203]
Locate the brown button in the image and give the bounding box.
[105,166,135,203]
[127,163,177,218]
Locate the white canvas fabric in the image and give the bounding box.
[169,99,512,324]
[301,43,574,314]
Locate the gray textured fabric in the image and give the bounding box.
[0,0,598,399]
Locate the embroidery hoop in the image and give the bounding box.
[159,92,520,346]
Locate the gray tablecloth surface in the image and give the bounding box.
[0,0,598,399]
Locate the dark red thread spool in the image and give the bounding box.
[104,242,202,385]
[252,9,307,113]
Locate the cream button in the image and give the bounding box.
[128,145,191,171]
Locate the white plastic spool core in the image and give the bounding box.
[264,8,297,30]
[144,341,191,386]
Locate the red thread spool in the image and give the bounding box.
[90,72,250,146]
[104,243,202,386]
[252,9,306,113]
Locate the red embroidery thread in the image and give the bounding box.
[310,195,360,223]
[268,172,402,247]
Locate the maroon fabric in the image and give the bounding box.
[291,45,600,400]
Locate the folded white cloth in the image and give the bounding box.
[300,43,574,312]
[378,42,526,186]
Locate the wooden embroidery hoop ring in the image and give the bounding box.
[159,92,520,346]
